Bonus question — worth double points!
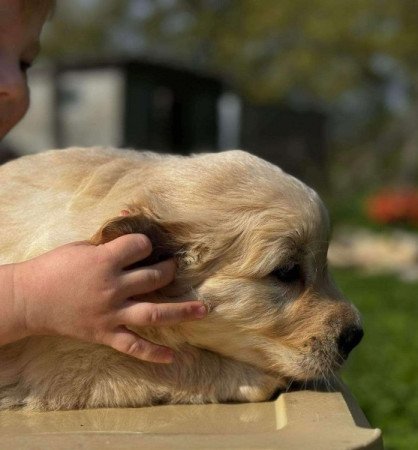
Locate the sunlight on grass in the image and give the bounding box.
[333,269,418,450]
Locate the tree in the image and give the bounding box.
[137,0,418,184]
[42,0,418,185]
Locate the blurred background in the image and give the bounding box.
[3,1,418,447]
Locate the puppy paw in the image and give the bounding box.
[237,375,278,402]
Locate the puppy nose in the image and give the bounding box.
[337,325,364,359]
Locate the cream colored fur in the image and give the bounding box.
[0,147,361,410]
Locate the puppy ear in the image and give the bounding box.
[90,213,176,267]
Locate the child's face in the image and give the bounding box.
[0,0,46,139]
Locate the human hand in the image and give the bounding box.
[12,234,206,363]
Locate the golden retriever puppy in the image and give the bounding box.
[0,148,362,411]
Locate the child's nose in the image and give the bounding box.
[0,57,29,137]
[0,60,26,101]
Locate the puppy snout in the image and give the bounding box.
[337,325,364,359]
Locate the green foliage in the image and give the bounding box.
[43,0,128,57]
[130,0,418,103]
[40,0,418,184]
[43,0,418,102]
[326,189,418,234]
[334,269,418,450]
[327,191,373,229]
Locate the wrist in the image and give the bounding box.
[0,263,30,345]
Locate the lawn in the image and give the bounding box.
[333,269,418,450]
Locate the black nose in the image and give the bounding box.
[337,325,364,359]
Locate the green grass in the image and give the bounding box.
[333,269,418,450]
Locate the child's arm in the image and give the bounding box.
[0,234,206,363]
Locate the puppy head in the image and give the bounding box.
[91,150,362,386]
[178,190,362,386]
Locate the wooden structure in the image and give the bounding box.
[52,58,222,154]
[0,380,382,449]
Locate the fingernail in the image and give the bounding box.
[159,349,175,364]
[194,305,207,319]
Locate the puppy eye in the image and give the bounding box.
[271,263,301,283]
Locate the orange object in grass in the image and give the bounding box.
[366,189,418,225]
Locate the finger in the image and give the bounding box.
[104,327,174,363]
[104,233,152,268]
[120,301,207,327]
[121,259,176,296]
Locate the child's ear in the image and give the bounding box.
[90,213,177,267]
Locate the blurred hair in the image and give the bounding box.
[21,0,56,20]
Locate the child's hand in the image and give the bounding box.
[11,234,207,363]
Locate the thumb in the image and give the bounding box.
[103,327,174,363]
[104,234,153,269]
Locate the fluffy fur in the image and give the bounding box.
[0,147,361,410]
